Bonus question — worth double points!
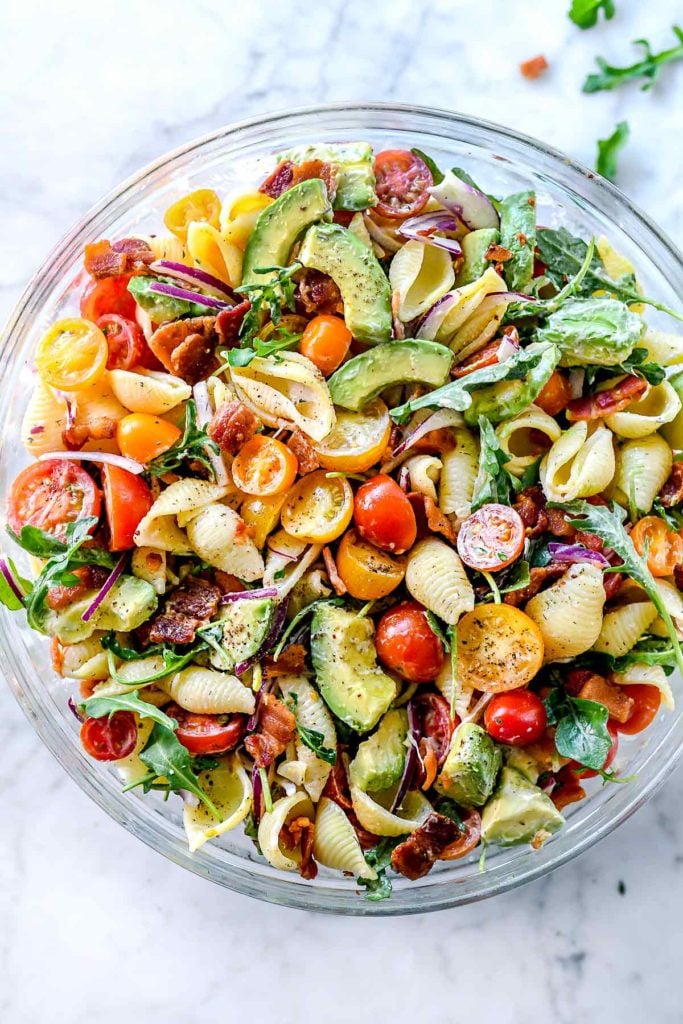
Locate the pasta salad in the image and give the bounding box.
[3,142,683,900]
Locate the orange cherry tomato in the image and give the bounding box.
[299,315,352,376]
[335,529,405,600]
[354,474,417,554]
[314,400,391,473]
[613,684,661,735]
[457,604,544,693]
[630,516,683,577]
[535,370,572,417]
[280,470,353,543]
[116,413,181,464]
[101,465,154,551]
[232,436,298,497]
[457,504,526,572]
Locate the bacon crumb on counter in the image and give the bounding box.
[520,55,549,80]
[208,400,260,455]
[390,813,467,880]
[287,430,320,474]
[244,692,297,768]
[566,375,647,422]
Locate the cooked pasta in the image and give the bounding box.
[641,328,683,366]
[611,663,675,712]
[186,220,243,288]
[540,422,615,502]
[109,369,191,415]
[405,537,475,624]
[496,405,562,477]
[258,792,315,872]
[21,380,68,455]
[313,797,377,879]
[612,433,673,513]
[131,547,167,595]
[159,666,255,715]
[183,756,252,852]
[403,454,442,503]
[592,601,658,657]
[605,380,681,438]
[350,785,433,837]
[524,564,606,663]
[439,427,480,517]
[185,503,264,580]
[229,351,335,442]
[435,267,506,344]
[278,675,337,801]
[389,239,455,322]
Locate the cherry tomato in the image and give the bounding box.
[80,711,137,761]
[80,274,137,322]
[457,503,525,572]
[572,722,619,779]
[165,703,247,755]
[96,314,146,370]
[631,516,683,577]
[412,691,456,766]
[35,318,108,391]
[300,315,352,376]
[240,492,286,548]
[535,370,572,416]
[457,604,544,693]
[335,529,405,600]
[314,400,391,473]
[163,189,222,243]
[614,684,661,736]
[484,690,547,746]
[375,601,446,682]
[354,474,417,554]
[439,808,482,862]
[116,413,181,464]
[232,435,299,496]
[101,465,153,551]
[8,459,101,540]
[281,470,353,543]
[373,150,433,220]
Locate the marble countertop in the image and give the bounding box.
[1,1,682,1020]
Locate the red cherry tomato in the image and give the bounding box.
[80,274,137,322]
[80,711,137,761]
[614,684,661,736]
[373,150,433,220]
[165,703,247,755]
[96,314,146,370]
[354,474,417,554]
[376,602,447,682]
[572,722,619,779]
[457,503,525,572]
[7,459,101,541]
[412,691,456,766]
[101,465,154,551]
[484,690,547,746]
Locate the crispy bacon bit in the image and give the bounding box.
[46,565,111,611]
[578,673,634,724]
[244,692,297,768]
[213,570,246,595]
[322,753,379,850]
[503,563,567,606]
[322,546,347,596]
[391,289,406,340]
[512,485,577,539]
[566,375,647,422]
[287,430,319,474]
[264,643,308,678]
[138,576,221,647]
[297,268,344,316]
[407,492,457,544]
[83,238,153,279]
[390,812,466,880]
[51,636,65,675]
[565,668,598,696]
[208,400,260,455]
[658,462,683,508]
[485,243,514,263]
[520,55,549,80]
[333,210,355,227]
[408,427,456,456]
[148,316,219,384]
[259,160,296,199]
[216,300,250,346]
[62,416,117,451]
[280,815,318,880]
[551,765,586,812]
[258,159,337,204]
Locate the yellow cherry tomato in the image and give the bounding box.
[35,318,108,391]
[457,605,544,693]
[240,492,286,549]
[163,189,222,243]
[117,413,181,464]
[335,529,405,600]
[314,400,391,473]
[229,192,273,219]
[232,436,299,497]
[281,470,353,544]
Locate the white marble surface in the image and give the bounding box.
[1,1,683,1020]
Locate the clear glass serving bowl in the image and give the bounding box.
[1,103,682,916]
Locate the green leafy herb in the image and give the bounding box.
[543,689,612,770]
[357,836,403,902]
[480,570,502,604]
[596,120,630,182]
[590,637,678,676]
[236,263,301,345]
[0,557,27,611]
[133,723,222,820]
[583,26,683,93]
[424,611,451,651]
[147,399,220,479]
[101,631,209,685]
[79,689,179,731]
[225,326,303,369]
[295,724,337,765]
[653,500,683,532]
[471,416,519,510]
[504,237,597,326]
[498,559,531,594]
[614,346,665,386]
[191,754,221,773]
[271,597,344,661]
[499,190,536,293]
[569,0,615,29]
[434,797,465,827]
[259,766,273,813]
[411,148,444,185]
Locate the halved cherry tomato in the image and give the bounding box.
[96,314,146,370]
[457,503,525,572]
[80,711,137,761]
[375,601,446,682]
[335,529,405,599]
[457,604,544,692]
[373,150,433,220]
[80,274,137,321]
[613,684,661,735]
[440,808,482,861]
[484,690,547,746]
[232,435,298,497]
[412,692,456,766]
[163,189,222,243]
[35,318,108,391]
[8,459,101,540]
[631,516,683,577]
[101,465,153,551]
[572,722,619,779]
[314,400,391,473]
[240,493,286,548]
[116,413,181,464]
[281,470,353,543]
[165,703,247,755]
[354,474,417,554]
[300,315,352,376]
[535,370,572,417]
[452,339,504,379]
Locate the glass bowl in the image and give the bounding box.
[1,103,682,916]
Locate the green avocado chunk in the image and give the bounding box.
[463,340,560,425]
[536,296,644,367]
[209,597,275,671]
[455,228,500,287]
[661,370,683,449]
[499,190,536,292]
[435,723,502,807]
[328,338,454,412]
[241,179,332,287]
[349,709,408,792]
[310,603,396,732]
[481,767,565,848]
[278,142,377,211]
[297,222,392,345]
[94,576,159,632]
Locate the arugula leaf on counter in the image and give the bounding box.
[569,0,615,29]
[148,399,220,479]
[583,25,683,93]
[596,120,630,182]
[357,836,403,902]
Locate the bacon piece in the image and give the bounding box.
[287,430,319,474]
[208,400,260,455]
[84,238,153,279]
[149,316,219,383]
[258,159,337,203]
[408,428,456,456]
[264,643,308,678]
[322,753,379,850]
[138,576,222,647]
[297,268,343,316]
[407,492,457,544]
[46,565,111,611]
[322,546,347,596]
[259,160,296,199]
[280,815,318,880]
[565,668,598,696]
[658,462,683,508]
[520,55,549,79]
[578,673,634,724]
[216,300,250,346]
[551,765,586,812]
[390,813,465,880]
[503,563,567,606]
[213,571,246,595]
[244,692,297,768]
[512,486,576,539]
[62,416,117,451]
[566,375,647,422]
[485,243,514,263]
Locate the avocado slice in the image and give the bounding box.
[298,223,392,345]
[481,767,564,848]
[310,603,396,732]
[38,595,99,643]
[94,576,159,632]
[435,723,501,807]
[328,339,454,412]
[349,709,408,792]
[454,228,500,287]
[504,746,540,785]
[278,142,377,211]
[209,596,275,671]
[241,179,332,287]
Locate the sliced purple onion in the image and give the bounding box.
[54,390,77,430]
[415,291,459,341]
[221,586,279,605]
[497,334,520,364]
[398,213,463,255]
[82,554,127,622]
[428,170,499,231]
[0,557,26,606]
[247,679,272,734]
[68,696,84,722]
[392,408,464,457]
[148,281,231,311]
[39,451,145,475]
[30,425,45,435]
[547,543,610,568]
[192,382,228,487]
[391,699,422,813]
[235,599,289,676]
[251,763,264,822]
[150,260,234,299]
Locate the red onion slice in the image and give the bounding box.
[148,281,231,311]
[390,699,422,813]
[39,451,145,475]
[251,763,265,822]
[547,543,610,568]
[150,260,234,300]
[497,333,520,364]
[429,171,499,230]
[82,554,127,622]
[220,586,279,605]
[0,557,26,605]
[392,408,464,457]
[398,213,463,255]
[415,291,459,341]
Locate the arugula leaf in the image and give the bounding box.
[147,400,220,479]
[79,689,179,731]
[596,121,630,183]
[504,237,597,325]
[357,836,403,902]
[137,723,222,820]
[101,631,208,684]
[543,689,612,770]
[236,263,300,345]
[471,416,519,511]
[594,637,678,676]
[425,611,451,651]
[225,326,302,368]
[295,724,337,765]
[271,597,344,661]
[583,26,683,93]
[569,0,615,29]
[411,148,444,185]
[0,557,27,611]
[653,500,683,532]
[191,754,221,773]
[498,559,531,594]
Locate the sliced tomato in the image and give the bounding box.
[452,340,504,379]
[484,690,547,746]
[335,529,405,600]
[232,435,298,496]
[314,400,391,473]
[614,684,661,736]
[8,460,101,540]
[35,318,108,391]
[375,602,446,682]
[630,516,683,578]
[457,503,525,572]
[354,474,417,554]
[165,703,247,755]
[96,314,146,370]
[80,274,137,321]
[413,691,455,766]
[373,150,433,220]
[80,711,137,761]
[281,470,353,543]
[101,465,153,551]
